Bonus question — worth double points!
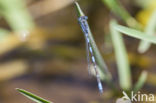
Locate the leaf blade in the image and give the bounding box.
[138,10,156,53]
[133,71,148,92]
[74,2,112,81]
[110,20,132,90]
[102,0,141,29]
[16,88,52,103]
[114,24,156,44]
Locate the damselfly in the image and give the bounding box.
[75,2,103,93]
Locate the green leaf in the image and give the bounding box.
[102,0,141,29]
[110,20,131,90]
[133,71,148,92]
[114,24,156,44]
[74,2,112,81]
[74,2,85,17]
[138,10,156,53]
[102,0,130,21]
[16,88,52,103]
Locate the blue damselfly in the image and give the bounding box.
[75,2,103,93]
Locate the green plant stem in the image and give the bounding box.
[114,24,156,44]
[16,88,52,103]
[102,0,142,29]
[75,2,112,81]
[133,71,147,93]
[110,20,132,90]
[138,10,156,53]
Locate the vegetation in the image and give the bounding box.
[0,0,156,103]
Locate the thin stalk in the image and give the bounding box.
[138,10,156,53]
[102,0,142,29]
[114,24,156,44]
[16,88,52,103]
[133,71,147,93]
[110,20,132,90]
[75,2,112,81]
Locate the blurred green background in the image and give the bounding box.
[0,0,156,103]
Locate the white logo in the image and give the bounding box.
[122,91,155,102]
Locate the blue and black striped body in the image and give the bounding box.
[78,16,103,93]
